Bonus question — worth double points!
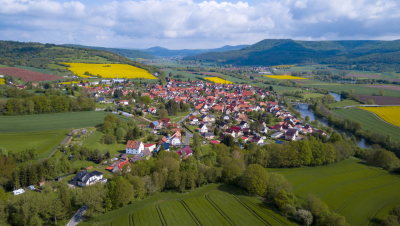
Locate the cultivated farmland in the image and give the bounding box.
[270,157,400,226]
[359,106,400,127]
[0,78,4,84]
[0,67,63,82]
[333,108,400,142]
[264,75,307,80]
[64,63,157,79]
[204,77,233,84]
[79,184,295,226]
[357,94,400,105]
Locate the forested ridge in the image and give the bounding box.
[183,39,400,71]
[64,44,156,60]
[0,41,163,76]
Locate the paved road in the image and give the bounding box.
[179,109,193,146]
[67,205,86,226]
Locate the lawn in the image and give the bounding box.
[0,111,131,133]
[79,183,295,226]
[333,108,400,142]
[328,99,362,108]
[82,130,127,157]
[0,130,68,158]
[270,157,400,226]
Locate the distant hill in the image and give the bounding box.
[64,44,156,59]
[0,41,162,76]
[182,39,400,68]
[141,45,249,58]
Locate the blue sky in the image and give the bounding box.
[1,0,400,49]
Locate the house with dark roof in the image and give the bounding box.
[70,171,106,187]
[176,146,193,159]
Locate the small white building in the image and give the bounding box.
[126,140,144,155]
[13,188,25,196]
[198,124,208,133]
[271,132,283,139]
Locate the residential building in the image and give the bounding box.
[126,140,144,155]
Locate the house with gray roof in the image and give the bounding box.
[70,171,106,187]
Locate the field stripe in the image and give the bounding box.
[366,196,400,226]
[205,194,236,226]
[236,196,289,226]
[232,196,270,226]
[179,201,202,226]
[155,202,167,226]
[335,183,394,214]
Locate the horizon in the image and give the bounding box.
[1,0,400,49]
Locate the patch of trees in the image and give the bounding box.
[101,115,145,144]
[380,205,400,226]
[0,94,95,115]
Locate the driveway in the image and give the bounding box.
[179,109,193,146]
[67,205,86,226]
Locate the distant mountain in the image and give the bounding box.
[141,45,249,58]
[182,39,400,67]
[64,44,156,59]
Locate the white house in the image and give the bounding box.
[70,171,105,187]
[13,188,25,196]
[198,124,208,133]
[126,140,144,154]
[169,137,181,146]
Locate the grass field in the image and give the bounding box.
[305,83,400,98]
[270,157,400,226]
[333,108,400,142]
[328,99,362,108]
[0,111,130,133]
[64,63,157,79]
[0,130,68,158]
[359,106,400,127]
[79,183,295,226]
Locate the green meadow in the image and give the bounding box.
[0,111,130,158]
[79,184,295,226]
[270,157,400,226]
[333,108,400,142]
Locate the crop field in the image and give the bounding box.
[271,65,295,68]
[63,63,157,79]
[0,111,130,133]
[333,108,400,142]
[79,184,295,226]
[305,83,400,98]
[204,77,233,84]
[270,157,400,226]
[0,78,4,84]
[357,95,400,105]
[0,67,63,82]
[264,75,307,80]
[359,106,400,127]
[15,66,54,75]
[328,99,361,108]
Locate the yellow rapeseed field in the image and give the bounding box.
[0,78,5,85]
[272,65,295,68]
[264,75,307,80]
[59,81,83,85]
[204,77,233,84]
[359,106,400,127]
[63,63,157,79]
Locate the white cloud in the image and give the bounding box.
[0,0,399,48]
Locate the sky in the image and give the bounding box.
[1,0,400,49]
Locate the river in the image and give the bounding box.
[329,92,341,101]
[295,103,371,149]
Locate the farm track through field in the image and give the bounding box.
[235,196,289,226]
[367,196,400,226]
[335,183,394,214]
[179,201,202,226]
[317,172,387,197]
[232,196,270,226]
[156,202,167,226]
[129,214,134,226]
[205,194,236,226]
